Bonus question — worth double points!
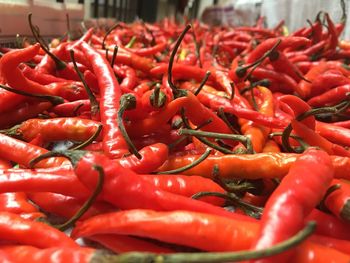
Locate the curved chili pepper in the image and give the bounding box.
[117,143,168,174]
[0,44,56,95]
[0,133,68,168]
[0,100,52,129]
[0,212,78,248]
[250,148,334,263]
[291,120,350,157]
[246,37,311,64]
[80,41,128,158]
[139,174,225,206]
[295,62,329,99]
[127,42,167,56]
[51,99,91,117]
[6,117,101,143]
[87,234,174,254]
[21,64,67,85]
[71,209,259,252]
[159,152,350,180]
[39,150,254,222]
[316,121,350,147]
[0,192,38,215]
[307,84,350,107]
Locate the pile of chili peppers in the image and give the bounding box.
[2,7,350,262]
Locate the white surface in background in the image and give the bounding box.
[0,0,83,39]
[261,0,350,39]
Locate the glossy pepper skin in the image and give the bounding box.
[67,150,255,222]
[158,152,350,180]
[79,41,129,158]
[0,246,95,263]
[250,148,334,263]
[71,209,259,252]
[0,212,78,248]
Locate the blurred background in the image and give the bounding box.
[1,0,349,46]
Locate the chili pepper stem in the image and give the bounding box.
[28,13,66,70]
[118,94,142,159]
[168,24,191,94]
[29,150,87,168]
[54,164,105,231]
[157,148,211,174]
[70,124,103,150]
[0,84,64,105]
[94,221,315,263]
[69,50,99,116]
[179,128,254,154]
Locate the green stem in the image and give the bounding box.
[180,109,236,154]
[157,148,211,174]
[150,84,167,109]
[0,84,64,105]
[168,25,192,94]
[102,23,120,50]
[217,108,240,134]
[28,13,66,70]
[66,13,72,41]
[118,94,142,159]
[69,50,99,116]
[110,45,118,67]
[55,165,104,231]
[125,36,137,48]
[239,79,270,95]
[71,124,102,150]
[281,100,350,152]
[191,23,202,68]
[179,128,254,154]
[96,221,315,262]
[235,39,282,78]
[29,150,87,168]
[194,71,211,96]
[191,191,263,218]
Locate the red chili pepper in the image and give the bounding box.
[0,100,52,129]
[28,192,113,220]
[291,120,350,157]
[71,209,258,252]
[0,133,68,168]
[292,240,350,263]
[0,44,56,95]
[308,69,350,97]
[307,84,350,107]
[7,117,101,143]
[113,64,138,91]
[0,168,90,198]
[310,234,350,255]
[0,246,94,263]
[307,209,350,240]
[316,121,350,147]
[0,212,78,248]
[139,174,225,206]
[80,41,129,158]
[127,42,167,56]
[87,234,174,254]
[246,37,311,64]
[250,148,334,263]
[295,61,329,99]
[21,64,67,85]
[324,179,350,222]
[250,67,298,94]
[117,143,168,173]
[55,150,254,222]
[51,99,91,117]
